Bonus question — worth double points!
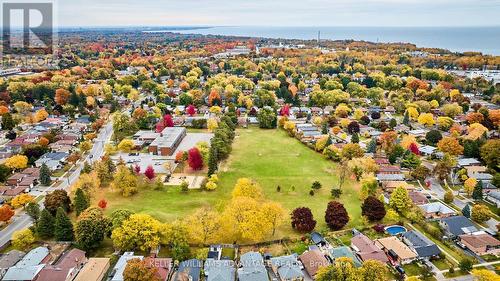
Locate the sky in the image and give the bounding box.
[55,0,500,27]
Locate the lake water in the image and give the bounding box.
[163,26,500,55]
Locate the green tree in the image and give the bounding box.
[459,258,473,272]
[257,107,277,129]
[25,202,40,222]
[37,209,54,239]
[75,207,110,251]
[207,145,218,176]
[1,112,15,130]
[54,207,74,241]
[74,188,90,216]
[401,152,421,170]
[366,138,377,153]
[351,132,359,143]
[472,180,483,200]
[443,190,454,204]
[39,163,51,186]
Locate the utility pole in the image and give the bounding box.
[317,30,321,48]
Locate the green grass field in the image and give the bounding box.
[95,127,361,238]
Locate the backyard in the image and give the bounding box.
[93,127,361,239]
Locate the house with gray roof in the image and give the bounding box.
[376,173,405,182]
[237,252,268,281]
[0,250,25,279]
[269,254,304,281]
[329,246,362,267]
[419,202,456,219]
[402,231,441,259]
[439,216,478,238]
[2,247,49,281]
[172,259,202,281]
[204,260,235,281]
[486,191,500,207]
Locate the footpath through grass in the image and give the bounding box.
[94,127,361,239]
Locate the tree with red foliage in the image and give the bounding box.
[280,105,290,117]
[144,165,155,180]
[409,143,420,155]
[133,164,141,174]
[155,121,165,133]
[98,199,107,209]
[325,201,349,230]
[0,205,14,223]
[186,105,196,116]
[163,114,174,127]
[187,148,203,170]
[361,196,386,221]
[291,207,316,232]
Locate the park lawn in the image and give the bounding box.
[217,128,361,236]
[93,127,361,240]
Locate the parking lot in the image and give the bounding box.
[111,153,175,174]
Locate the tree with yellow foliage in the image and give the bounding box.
[465,123,488,140]
[117,139,135,152]
[34,109,48,122]
[437,137,464,156]
[471,269,500,281]
[185,207,220,244]
[401,135,418,150]
[111,213,166,252]
[261,201,286,236]
[406,107,419,120]
[207,118,218,131]
[4,155,28,170]
[417,113,435,127]
[335,104,351,118]
[12,228,36,250]
[11,194,35,209]
[231,178,263,200]
[464,177,477,197]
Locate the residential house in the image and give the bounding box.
[408,191,429,205]
[419,145,437,156]
[35,248,87,281]
[237,251,268,281]
[378,165,402,175]
[310,232,328,248]
[34,152,69,171]
[402,231,441,259]
[419,202,456,219]
[2,247,50,281]
[73,258,110,281]
[329,246,362,267]
[485,191,500,207]
[143,256,172,281]
[172,259,202,281]
[298,250,329,279]
[374,237,417,265]
[0,250,25,279]
[459,232,500,256]
[382,181,415,193]
[457,158,481,167]
[439,216,478,238]
[110,252,144,281]
[204,260,235,281]
[350,233,389,263]
[376,174,405,182]
[269,254,304,281]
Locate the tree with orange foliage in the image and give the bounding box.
[208,89,221,106]
[38,137,49,146]
[488,109,500,127]
[55,89,70,106]
[132,108,147,120]
[179,81,190,91]
[438,137,464,156]
[0,205,15,223]
[465,112,484,124]
[0,105,9,115]
[34,109,49,122]
[379,131,398,152]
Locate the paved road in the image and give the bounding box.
[0,121,113,248]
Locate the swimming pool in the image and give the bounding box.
[385,225,407,236]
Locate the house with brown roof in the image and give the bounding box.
[143,256,172,281]
[35,248,87,281]
[73,258,110,281]
[378,165,402,174]
[374,237,417,265]
[350,233,389,263]
[298,250,329,279]
[459,233,500,256]
[408,191,429,205]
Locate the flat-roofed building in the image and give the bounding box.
[149,127,186,156]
